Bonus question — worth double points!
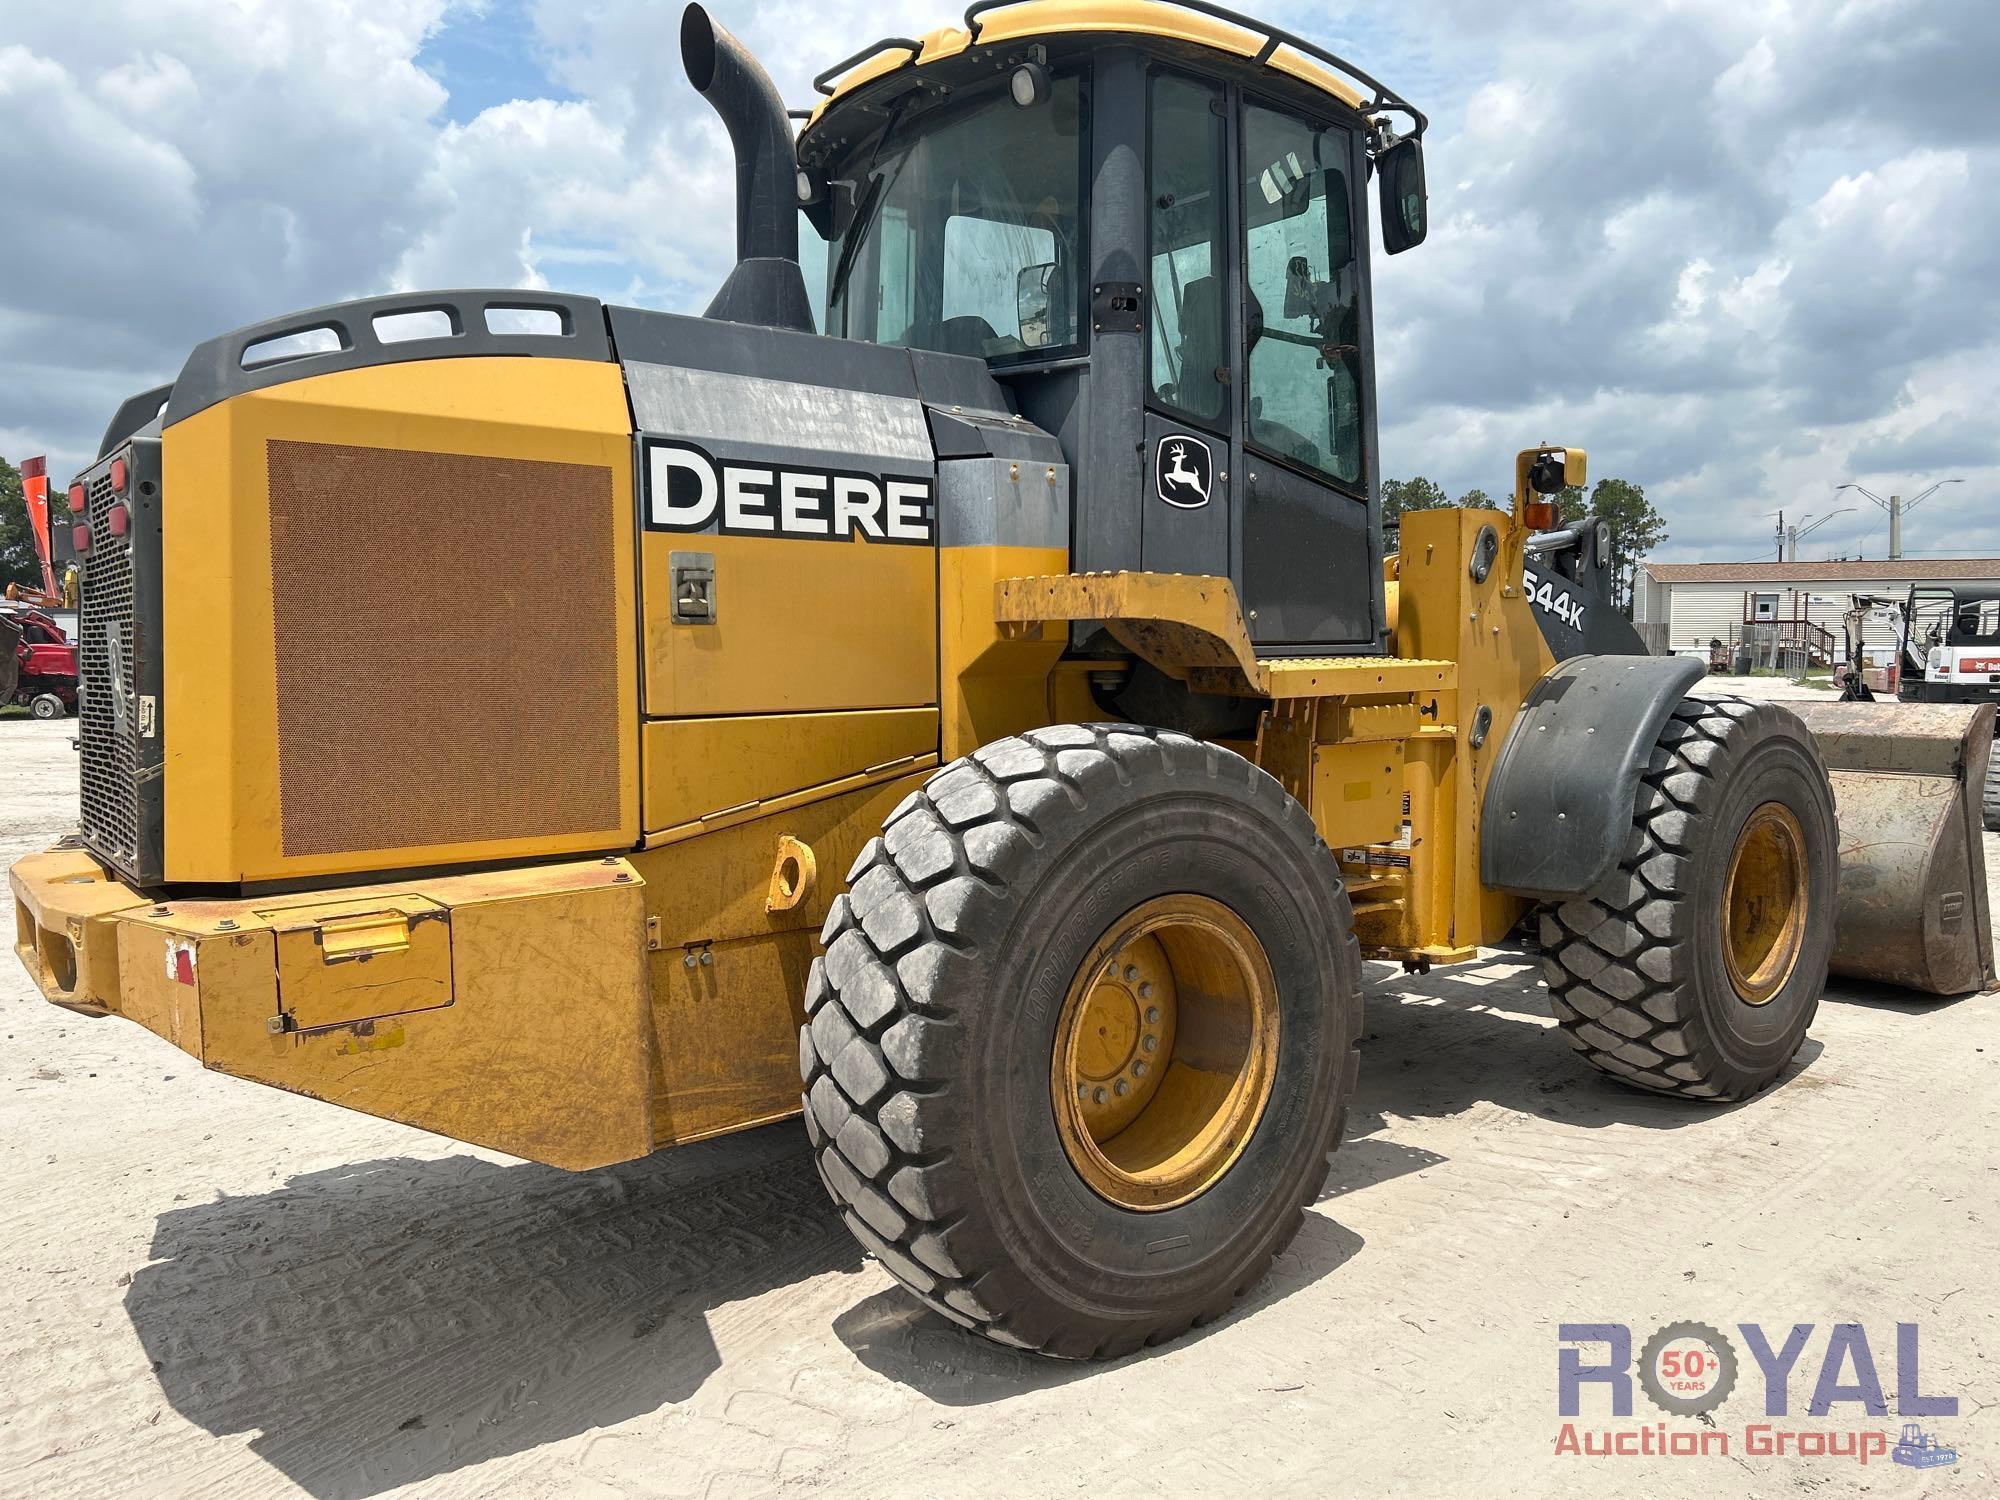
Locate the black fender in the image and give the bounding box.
[1480,654,1706,900]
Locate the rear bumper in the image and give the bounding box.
[10,847,656,1168]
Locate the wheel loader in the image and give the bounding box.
[11,0,1997,1358]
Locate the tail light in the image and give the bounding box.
[72,523,92,554]
[66,483,85,512]
[109,456,129,492]
[107,505,130,538]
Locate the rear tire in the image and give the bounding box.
[29,693,64,721]
[799,725,1361,1357]
[1539,694,1837,1101]
[1983,744,1999,833]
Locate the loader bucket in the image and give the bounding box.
[1788,701,1997,996]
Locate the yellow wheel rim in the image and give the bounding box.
[1051,895,1279,1212]
[1720,802,1809,1006]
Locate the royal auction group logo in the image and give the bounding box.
[1555,1321,1959,1468]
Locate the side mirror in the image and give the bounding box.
[1378,137,1427,255]
[1016,262,1055,348]
[1529,454,1568,495]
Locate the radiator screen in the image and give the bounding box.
[267,439,621,857]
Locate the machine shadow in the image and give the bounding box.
[124,947,1840,1464]
[831,1211,1364,1406]
[1333,949,1824,1159]
[125,1124,860,1500]
[1821,976,1985,1015]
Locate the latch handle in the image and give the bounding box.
[317,911,413,963]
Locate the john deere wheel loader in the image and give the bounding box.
[13,1,1996,1357]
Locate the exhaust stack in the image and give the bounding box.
[680,4,815,333]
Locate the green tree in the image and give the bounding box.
[0,456,50,592]
[1586,477,1666,615]
[1455,487,1495,508]
[1380,475,1449,525]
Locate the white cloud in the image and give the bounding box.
[2,0,1996,569]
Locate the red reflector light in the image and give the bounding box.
[66,483,85,512]
[107,505,130,538]
[71,524,92,554]
[110,456,128,491]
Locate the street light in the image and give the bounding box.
[1787,507,1854,562]
[1835,479,1962,560]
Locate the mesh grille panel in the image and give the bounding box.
[77,469,140,869]
[267,440,621,858]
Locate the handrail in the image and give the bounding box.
[813,37,925,96]
[962,0,1427,138]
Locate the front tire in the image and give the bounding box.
[29,693,64,721]
[1982,744,1999,833]
[799,725,1361,1357]
[1539,694,1837,1100]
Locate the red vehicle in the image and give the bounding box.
[4,455,82,719]
[2,607,79,719]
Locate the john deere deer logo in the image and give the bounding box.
[1156,434,1214,509]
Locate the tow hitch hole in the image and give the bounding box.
[38,928,78,995]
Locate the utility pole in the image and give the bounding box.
[1836,479,1961,559]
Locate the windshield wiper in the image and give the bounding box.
[828,99,916,316]
[829,171,889,313]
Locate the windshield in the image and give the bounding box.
[827,75,1084,362]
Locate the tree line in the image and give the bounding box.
[1381,474,1666,616]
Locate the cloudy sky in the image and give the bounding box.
[3,0,1994,562]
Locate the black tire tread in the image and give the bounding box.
[1537,693,1824,1102]
[799,723,1360,1357]
[1983,746,1999,833]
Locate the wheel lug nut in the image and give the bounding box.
[1141,1035,1158,1053]
[1077,1083,1090,1101]
[1092,1086,1108,1105]
[1132,1060,1148,1078]
[1145,1006,1160,1024]
[1114,1078,1129,1097]
[1138,981,1152,999]
[1123,964,1139,982]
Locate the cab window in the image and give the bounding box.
[1949,599,2000,645]
[1147,72,1227,427]
[1241,101,1363,489]
[828,76,1084,363]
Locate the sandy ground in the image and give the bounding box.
[2,685,1995,1499]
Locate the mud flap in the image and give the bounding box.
[1788,702,1998,996]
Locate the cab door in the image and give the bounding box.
[1236,96,1381,651]
[1140,69,1235,580]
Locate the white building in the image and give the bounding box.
[1633,558,2000,661]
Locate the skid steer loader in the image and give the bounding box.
[12,0,1995,1358]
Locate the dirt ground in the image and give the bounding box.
[2,685,1995,1499]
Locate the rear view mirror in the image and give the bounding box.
[1283,255,1314,319]
[1017,262,1055,348]
[1378,137,1427,255]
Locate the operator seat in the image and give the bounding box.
[938,314,999,359]
[1172,277,1224,414]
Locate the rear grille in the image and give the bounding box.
[76,465,144,874]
